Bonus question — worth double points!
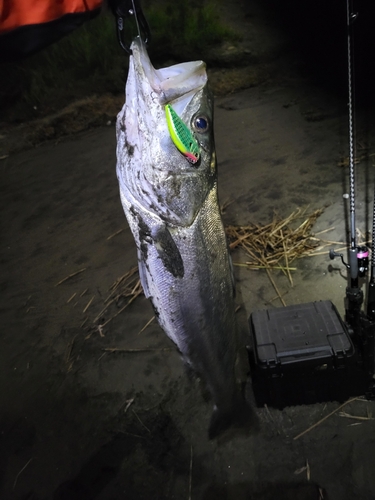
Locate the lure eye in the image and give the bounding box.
[186,146,199,164]
[193,116,209,133]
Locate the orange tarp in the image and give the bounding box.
[0,0,102,34]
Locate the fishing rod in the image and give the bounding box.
[367,187,375,320]
[329,0,369,333]
[362,187,375,381]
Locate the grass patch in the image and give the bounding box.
[146,0,240,61]
[21,13,125,106]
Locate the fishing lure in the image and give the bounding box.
[165,103,200,164]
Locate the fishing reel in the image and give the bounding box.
[329,245,369,278]
[329,244,370,335]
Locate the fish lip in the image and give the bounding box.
[130,37,207,105]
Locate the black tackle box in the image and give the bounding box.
[248,300,367,408]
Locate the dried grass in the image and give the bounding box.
[55,267,86,286]
[94,266,143,327]
[226,207,327,284]
[293,397,363,440]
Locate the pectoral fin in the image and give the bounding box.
[152,225,184,278]
[137,248,151,298]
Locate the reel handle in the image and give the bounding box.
[329,248,349,268]
[329,246,369,278]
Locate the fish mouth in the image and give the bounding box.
[131,37,207,114]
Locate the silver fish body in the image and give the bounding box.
[116,38,249,437]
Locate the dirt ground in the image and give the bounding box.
[1,1,375,499]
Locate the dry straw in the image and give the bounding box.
[226,207,327,279]
[94,266,143,326]
[224,207,336,305]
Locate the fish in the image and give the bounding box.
[116,37,251,438]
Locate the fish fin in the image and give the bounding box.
[137,250,151,298]
[228,253,236,298]
[225,232,236,298]
[208,398,254,440]
[151,225,184,278]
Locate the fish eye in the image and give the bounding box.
[193,116,209,133]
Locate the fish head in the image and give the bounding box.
[116,37,216,227]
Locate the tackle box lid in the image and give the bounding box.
[250,300,355,370]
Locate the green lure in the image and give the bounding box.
[165,104,200,164]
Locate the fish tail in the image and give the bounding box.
[208,397,254,440]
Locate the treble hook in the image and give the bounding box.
[110,0,151,54]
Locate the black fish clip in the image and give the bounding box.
[109,0,151,53]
